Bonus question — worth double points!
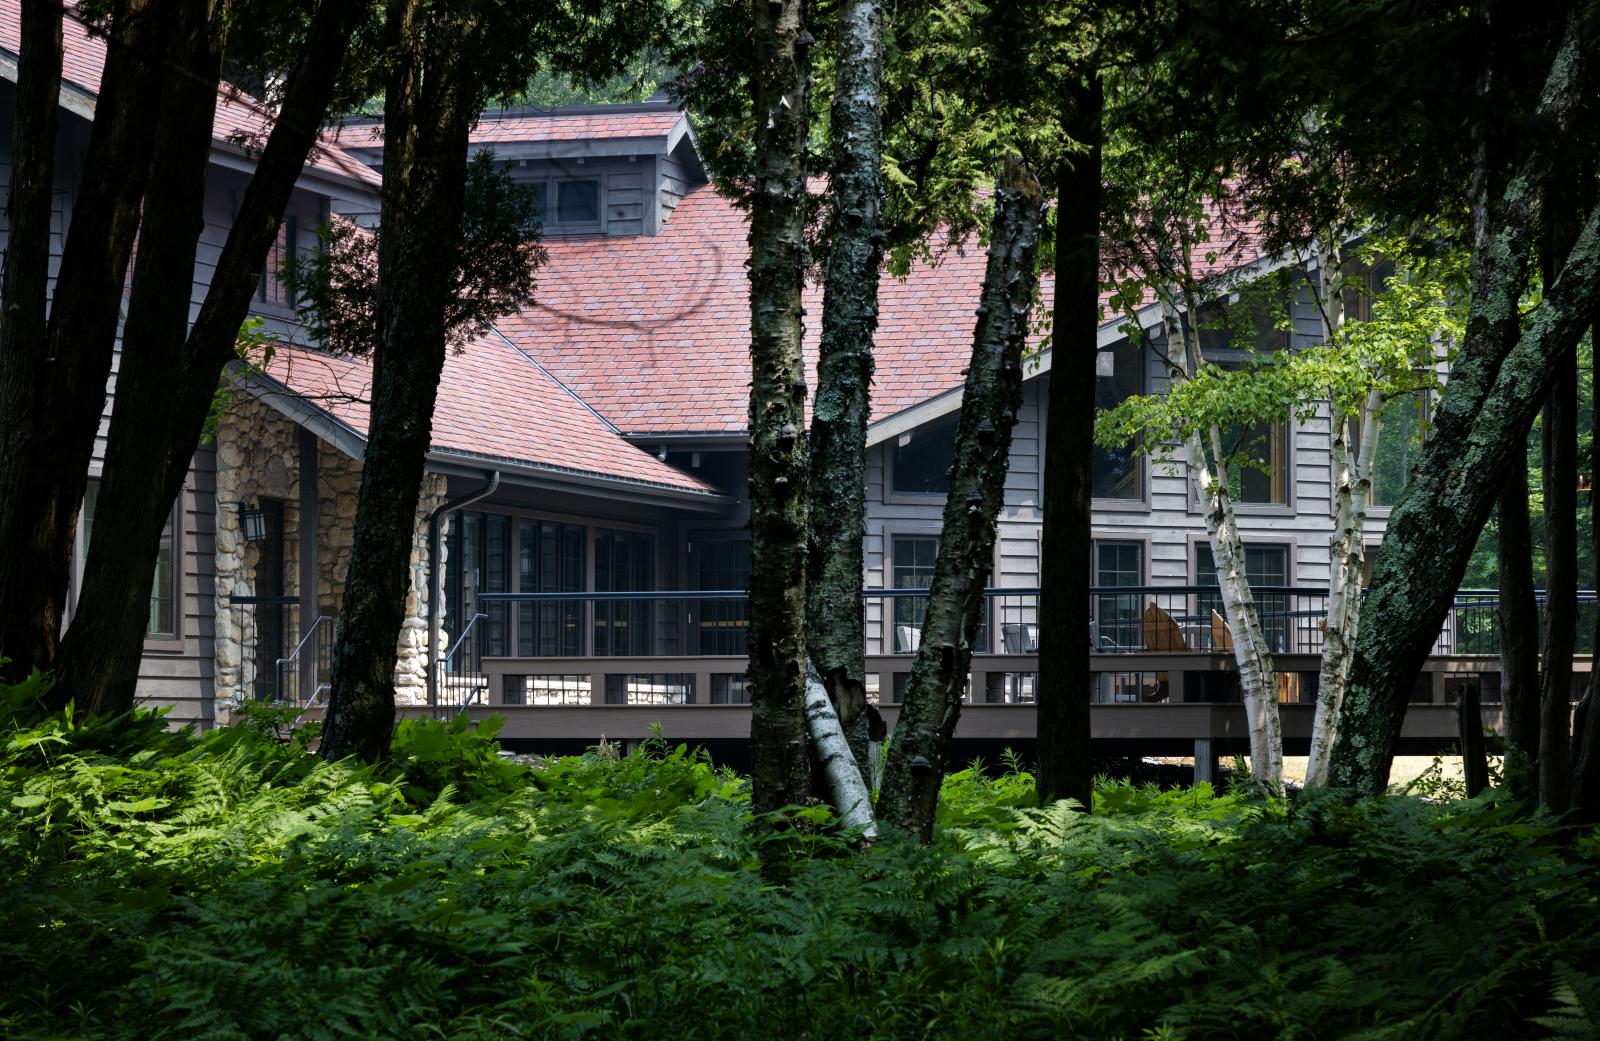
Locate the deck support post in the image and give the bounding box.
[1193,738,1217,785]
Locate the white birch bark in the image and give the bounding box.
[1306,242,1384,787]
[1160,273,1284,790]
[804,662,877,840]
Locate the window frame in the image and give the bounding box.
[881,526,994,655]
[1086,340,1152,511]
[72,476,185,651]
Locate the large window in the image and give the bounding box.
[693,534,751,656]
[517,519,585,657]
[594,529,655,656]
[888,534,986,653]
[1196,544,1290,651]
[1091,540,1143,650]
[891,414,958,496]
[444,510,510,658]
[79,481,179,640]
[890,535,939,652]
[1093,338,1144,499]
[1216,414,1290,505]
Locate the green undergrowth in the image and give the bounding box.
[2,679,1598,1041]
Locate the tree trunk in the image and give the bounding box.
[0,0,63,675]
[803,663,876,839]
[1499,466,1542,796]
[1460,682,1489,799]
[807,0,884,776]
[1539,345,1577,811]
[322,0,478,762]
[876,158,1045,841]
[1328,15,1591,795]
[0,0,171,681]
[1536,160,1585,812]
[745,0,814,816]
[55,0,367,716]
[1036,76,1101,810]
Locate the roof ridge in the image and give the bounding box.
[486,325,624,435]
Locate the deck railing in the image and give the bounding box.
[461,586,1594,709]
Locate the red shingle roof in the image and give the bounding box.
[263,334,719,495]
[495,183,1271,437]
[329,108,687,154]
[0,0,380,190]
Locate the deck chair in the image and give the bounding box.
[1140,604,1185,702]
[895,624,921,654]
[1141,603,1187,651]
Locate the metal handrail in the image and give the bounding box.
[273,614,332,709]
[440,612,489,670]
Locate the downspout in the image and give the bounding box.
[427,469,501,708]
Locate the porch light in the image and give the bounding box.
[239,502,269,543]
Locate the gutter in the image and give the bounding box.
[426,470,501,709]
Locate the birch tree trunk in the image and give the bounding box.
[323,0,480,762]
[803,664,876,839]
[876,159,1045,841]
[1036,76,1102,810]
[54,0,369,716]
[745,0,814,816]
[1166,265,1283,790]
[0,0,172,681]
[807,0,884,775]
[1306,245,1352,787]
[1328,14,1591,795]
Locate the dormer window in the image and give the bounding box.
[533,178,601,229]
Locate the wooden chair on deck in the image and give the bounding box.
[1141,603,1187,652]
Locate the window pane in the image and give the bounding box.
[695,535,751,655]
[1197,544,1289,650]
[556,179,600,224]
[482,513,509,657]
[1093,339,1143,498]
[1093,541,1143,650]
[148,513,175,636]
[594,529,654,656]
[517,519,584,657]
[892,415,958,495]
[891,536,937,651]
[1219,416,1289,504]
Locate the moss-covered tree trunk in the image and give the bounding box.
[1328,15,1590,795]
[876,159,1045,841]
[322,0,479,762]
[0,0,170,681]
[1036,77,1101,810]
[807,0,884,775]
[745,0,814,816]
[56,0,367,716]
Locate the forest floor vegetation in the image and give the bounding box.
[2,678,1598,1041]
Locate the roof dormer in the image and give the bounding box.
[333,98,705,237]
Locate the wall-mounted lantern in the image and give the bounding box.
[238,502,269,542]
